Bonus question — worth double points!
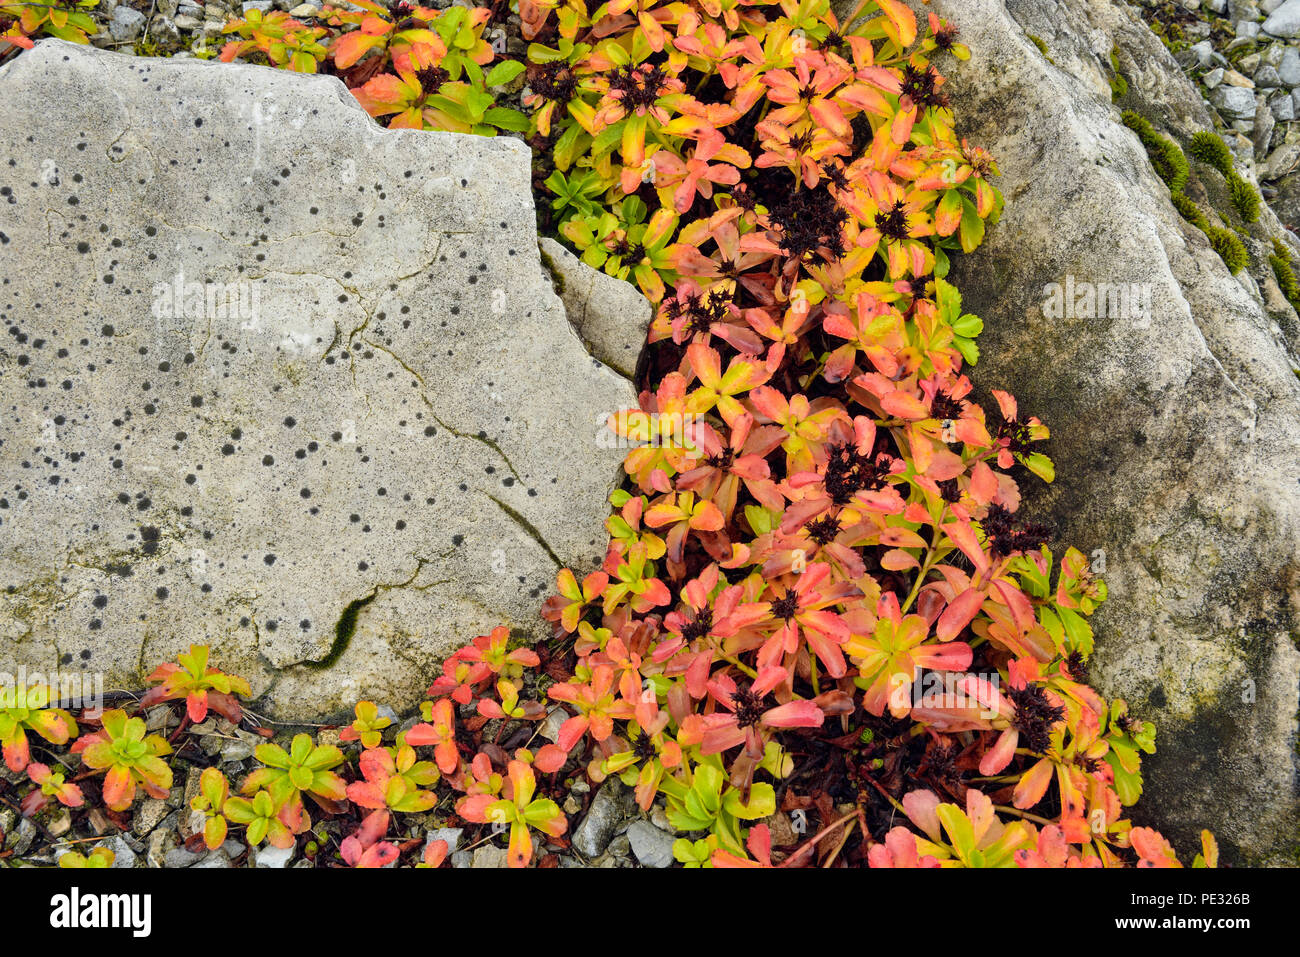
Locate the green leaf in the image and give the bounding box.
[433,95,474,124]
[959,196,985,253]
[1133,721,1156,754]
[936,803,976,860]
[255,742,289,769]
[722,782,775,820]
[486,59,526,87]
[692,763,723,814]
[453,25,478,50]
[289,765,314,790]
[484,107,529,132]
[672,837,711,865]
[527,42,566,62]
[1058,606,1094,656]
[934,276,961,322]
[683,788,714,823]
[304,743,343,771]
[552,120,586,171]
[591,121,625,160]
[1038,605,1064,647]
[934,245,950,278]
[466,87,495,119]
[1109,736,1141,774]
[666,807,712,832]
[619,194,648,227]
[951,313,983,338]
[954,336,979,366]
[522,798,563,829]
[1020,451,1055,483]
[1106,751,1143,805]
[744,504,779,536]
[606,515,634,538]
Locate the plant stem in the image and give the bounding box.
[900,523,945,614]
[993,804,1057,828]
[709,638,759,680]
[778,808,860,867]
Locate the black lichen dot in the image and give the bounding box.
[264,554,276,565]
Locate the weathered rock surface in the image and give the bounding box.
[625,819,676,868]
[889,0,1300,864]
[539,238,652,379]
[1265,0,1300,37]
[571,779,624,858]
[0,42,635,719]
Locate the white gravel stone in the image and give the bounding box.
[1262,0,1300,35]
[1211,83,1260,117]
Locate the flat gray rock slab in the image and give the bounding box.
[0,42,635,718]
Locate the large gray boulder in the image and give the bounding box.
[0,42,636,719]
[883,0,1300,864]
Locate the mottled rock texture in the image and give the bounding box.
[539,238,652,379]
[0,42,635,720]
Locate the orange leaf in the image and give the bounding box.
[876,0,917,47]
[1012,758,1053,810]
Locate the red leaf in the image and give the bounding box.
[935,588,985,642]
